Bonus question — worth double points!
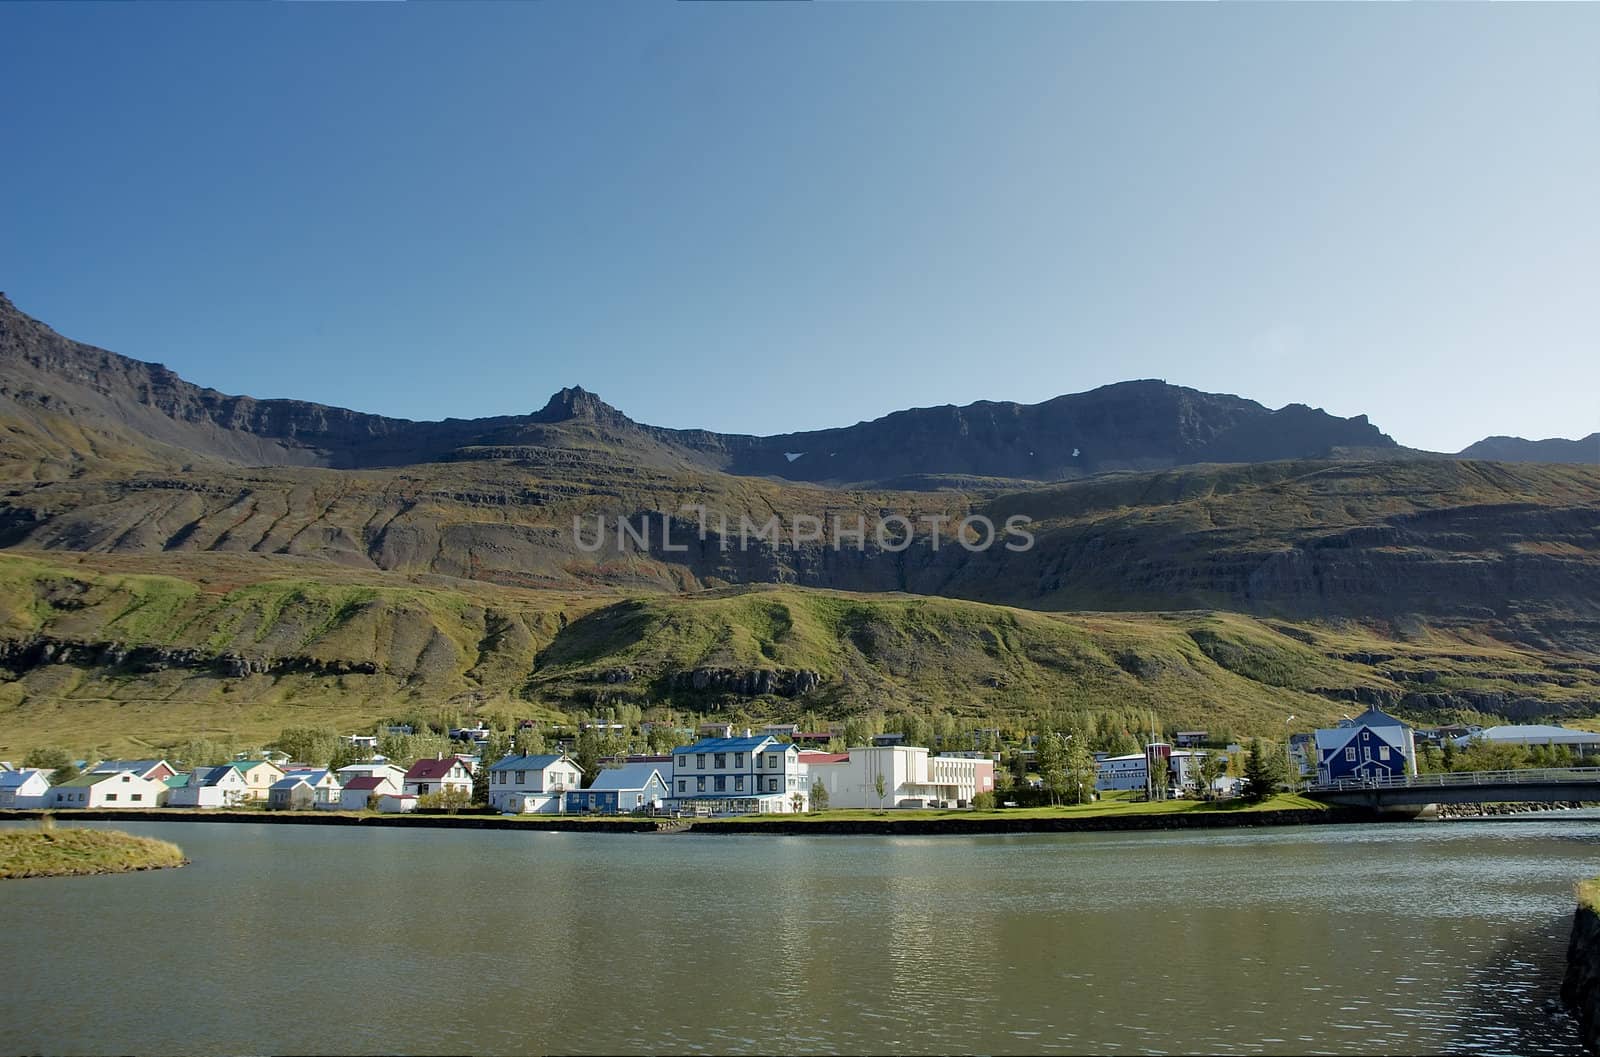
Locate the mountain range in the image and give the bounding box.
[1,291,1597,757]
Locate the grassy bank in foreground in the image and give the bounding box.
[1579,878,1600,911]
[0,825,187,879]
[696,792,1330,826]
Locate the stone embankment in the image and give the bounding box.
[1436,801,1591,819]
[1563,880,1600,1054]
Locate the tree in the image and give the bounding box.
[874,772,887,811]
[971,790,996,811]
[1441,737,1458,772]
[1243,737,1282,800]
[327,740,363,774]
[474,731,513,805]
[1195,751,1227,800]
[1063,736,1098,805]
[514,726,546,757]
[272,727,338,767]
[843,718,871,748]
[790,792,805,813]
[23,747,77,783]
[574,727,603,788]
[1036,732,1069,806]
[417,788,472,814]
[809,780,829,812]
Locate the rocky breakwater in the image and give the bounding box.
[1563,879,1600,1054]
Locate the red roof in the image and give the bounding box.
[799,752,849,765]
[405,758,468,780]
[343,776,389,791]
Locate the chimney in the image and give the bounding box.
[744,728,752,738]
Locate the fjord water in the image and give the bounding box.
[1,819,1593,1055]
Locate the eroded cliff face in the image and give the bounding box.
[1564,899,1600,1053]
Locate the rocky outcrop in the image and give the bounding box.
[1461,434,1599,465]
[0,636,379,679]
[1563,889,1600,1054]
[667,667,823,698]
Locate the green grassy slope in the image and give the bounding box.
[2,552,1595,760]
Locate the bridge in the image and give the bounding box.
[1306,767,1600,809]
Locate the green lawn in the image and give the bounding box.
[1579,877,1600,912]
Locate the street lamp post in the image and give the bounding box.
[1284,714,1297,790]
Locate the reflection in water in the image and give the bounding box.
[0,817,1593,1055]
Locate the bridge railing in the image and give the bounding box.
[1307,767,1600,793]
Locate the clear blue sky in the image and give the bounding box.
[3,3,1596,452]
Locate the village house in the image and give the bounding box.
[1314,706,1418,784]
[1094,748,1210,794]
[803,745,995,809]
[403,757,474,799]
[228,759,287,801]
[50,770,167,809]
[267,773,319,811]
[90,759,177,783]
[166,765,252,808]
[667,735,806,814]
[338,774,401,811]
[377,793,418,813]
[487,753,583,813]
[0,768,52,808]
[565,763,669,815]
[337,762,407,789]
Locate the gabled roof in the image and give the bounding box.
[0,769,48,789]
[487,754,570,772]
[196,765,245,787]
[54,771,129,788]
[405,757,470,780]
[673,735,779,755]
[90,759,169,775]
[270,774,316,791]
[585,763,666,792]
[228,759,283,774]
[1315,722,1407,756]
[798,752,849,765]
[342,775,394,791]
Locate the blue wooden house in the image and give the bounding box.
[1313,706,1417,783]
[565,762,669,814]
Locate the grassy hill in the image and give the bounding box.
[2,551,1596,760]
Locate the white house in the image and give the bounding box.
[337,774,401,810]
[377,793,418,814]
[403,757,474,799]
[487,753,583,813]
[228,759,287,801]
[565,763,669,814]
[49,770,167,809]
[803,746,996,809]
[1453,725,1600,755]
[90,759,178,783]
[666,735,807,814]
[279,768,342,808]
[0,769,52,808]
[337,762,407,788]
[167,765,252,808]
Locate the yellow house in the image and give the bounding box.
[229,759,287,801]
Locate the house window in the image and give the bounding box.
[1345,748,1356,762]
[696,777,706,792]
[767,753,778,768]
[735,753,744,767]
[419,783,430,795]
[131,794,143,802]
[735,775,745,791]
[714,753,726,769]
[678,756,688,770]
[768,778,778,792]
[715,776,726,792]
[1379,746,1391,761]
[696,753,706,769]
[106,793,118,802]
[516,771,526,784]
[678,780,686,793]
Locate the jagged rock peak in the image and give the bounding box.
[532,386,630,425]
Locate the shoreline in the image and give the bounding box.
[0,827,188,879]
[0,805,1378,836]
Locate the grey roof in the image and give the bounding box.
[671,736,781,755]
[488,754,570,772]
[1465,725,1600,745]
[584,763,666,793]
[0,770,46,789]
[90,759,167,774]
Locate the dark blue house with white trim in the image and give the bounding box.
[1313,706,1417,783]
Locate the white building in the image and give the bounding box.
[338,774,401,810]
[1453,725,1600,755]
[337,762,407,788]
[666,735,806,814]
[0,769,52,808]
[403,757,474,799]
[49,770,168,809]
[487,753,583,813]
[166,765,252,808]
[803,746,996,809]
[1095,749,1211,793]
